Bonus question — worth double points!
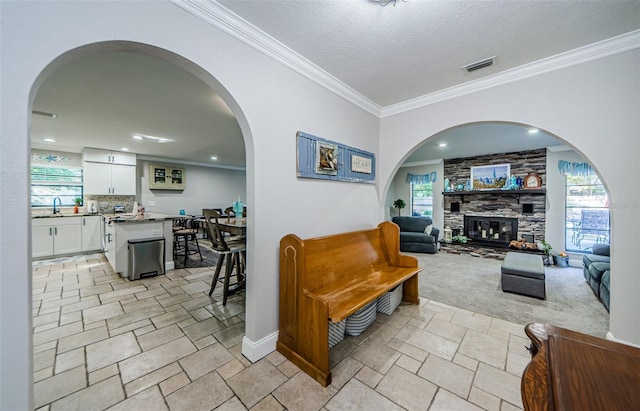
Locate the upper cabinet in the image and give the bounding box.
[83,147,136,166]
[83,148,136,195]
[149,164,185,190]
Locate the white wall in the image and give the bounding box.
[139,160,246,216]
[388,162,444,232]
[545,147,591,260]
[380,50,640,348]
[1,2,379,409]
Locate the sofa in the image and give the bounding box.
[392,216,439,254]
[582,244,610,311]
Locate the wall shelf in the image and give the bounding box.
[443,189,546,204]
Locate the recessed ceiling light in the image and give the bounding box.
[132,134,175,143]
[121,147,130,151]
[439,143,447,148]
[210,156,218,161]
[43,138,56,143]
[528,129,539,134]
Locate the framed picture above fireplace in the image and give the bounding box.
[470,164,510,190]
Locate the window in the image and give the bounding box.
[411,182,433,217]
[31,165,83,207]
[565,174,609,253]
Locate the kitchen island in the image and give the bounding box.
[103,213,176,279]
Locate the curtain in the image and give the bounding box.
[406,171,437,184]
[557,160,594,176]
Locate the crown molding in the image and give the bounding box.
[136,154,246,171]
[381,29,640,117]
[170,0,639,120]
[400,159,443,168]
[546,144,572,153]
[169,0,382,116]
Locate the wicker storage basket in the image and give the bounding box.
[345,300,377,336]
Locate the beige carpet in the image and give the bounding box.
[413,251,609,338]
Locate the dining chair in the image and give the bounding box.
[173,217,202,267]
[203,209,246,305]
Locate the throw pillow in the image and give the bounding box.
[424,224,433,236]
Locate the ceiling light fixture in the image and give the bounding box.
[462,56,496,73]
[121,147,130,151]
[439,143,447,148]
[32,110,57,118]
[210,156,218,161]
[43,138,56,143]
[372,0,407,6]
[132,134,175,143]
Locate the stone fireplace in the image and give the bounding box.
[464,215,518,248]
[442,148,547,258]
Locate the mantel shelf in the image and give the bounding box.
[443,189,546,203]
[443,189,546,195]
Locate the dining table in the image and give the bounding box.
[217,217,247,237]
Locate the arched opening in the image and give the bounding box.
[384,121,610,336]
[28,41,255,408]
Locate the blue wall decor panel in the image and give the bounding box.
[296,131,375,184]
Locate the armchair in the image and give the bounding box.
[391,216,439,254]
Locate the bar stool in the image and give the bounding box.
[173,218,202,267]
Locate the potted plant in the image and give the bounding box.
[393,199,406,216]
[539,240,552,266]
[73,197,82,214]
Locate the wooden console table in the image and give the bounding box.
[522,323,640,411]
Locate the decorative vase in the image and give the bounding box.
[73,205,79,214]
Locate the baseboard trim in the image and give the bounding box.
[166,261,175,271]
[242,331,278,363]
[606,331,640,348]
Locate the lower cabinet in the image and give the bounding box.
[32,217,82,258]
[81,216,102,252]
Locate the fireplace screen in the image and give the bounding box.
[464,215,518,246]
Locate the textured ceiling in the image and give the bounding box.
[30,1,640,166]
[219,0,640,107]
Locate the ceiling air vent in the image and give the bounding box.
[462,56,496,73]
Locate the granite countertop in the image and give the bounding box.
[106,213,175,223]
[32,212,101,218]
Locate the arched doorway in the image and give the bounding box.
[384,121,610,333]
[27,41,254,408]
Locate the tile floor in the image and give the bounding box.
[32,253,527,411]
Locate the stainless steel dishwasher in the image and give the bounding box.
[127,237,165,280]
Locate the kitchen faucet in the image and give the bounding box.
[52,197,62,215]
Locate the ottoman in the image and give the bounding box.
[501,252,546,299]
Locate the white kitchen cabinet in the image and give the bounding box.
[104,219,168,278]
[32,224,54,258]
[83,147,136,165]
[84,162,136,195]
[32,217,82,258]
[104,218,116,267]
[81,216,102,251]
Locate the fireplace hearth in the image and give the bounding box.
[464,215,519,248]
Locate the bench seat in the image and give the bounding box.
[277,221,421,386]
[312,267,420,322]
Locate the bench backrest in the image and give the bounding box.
[302,228,388,293]
[280,221,407,294]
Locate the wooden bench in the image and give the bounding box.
[277,221,422,386]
